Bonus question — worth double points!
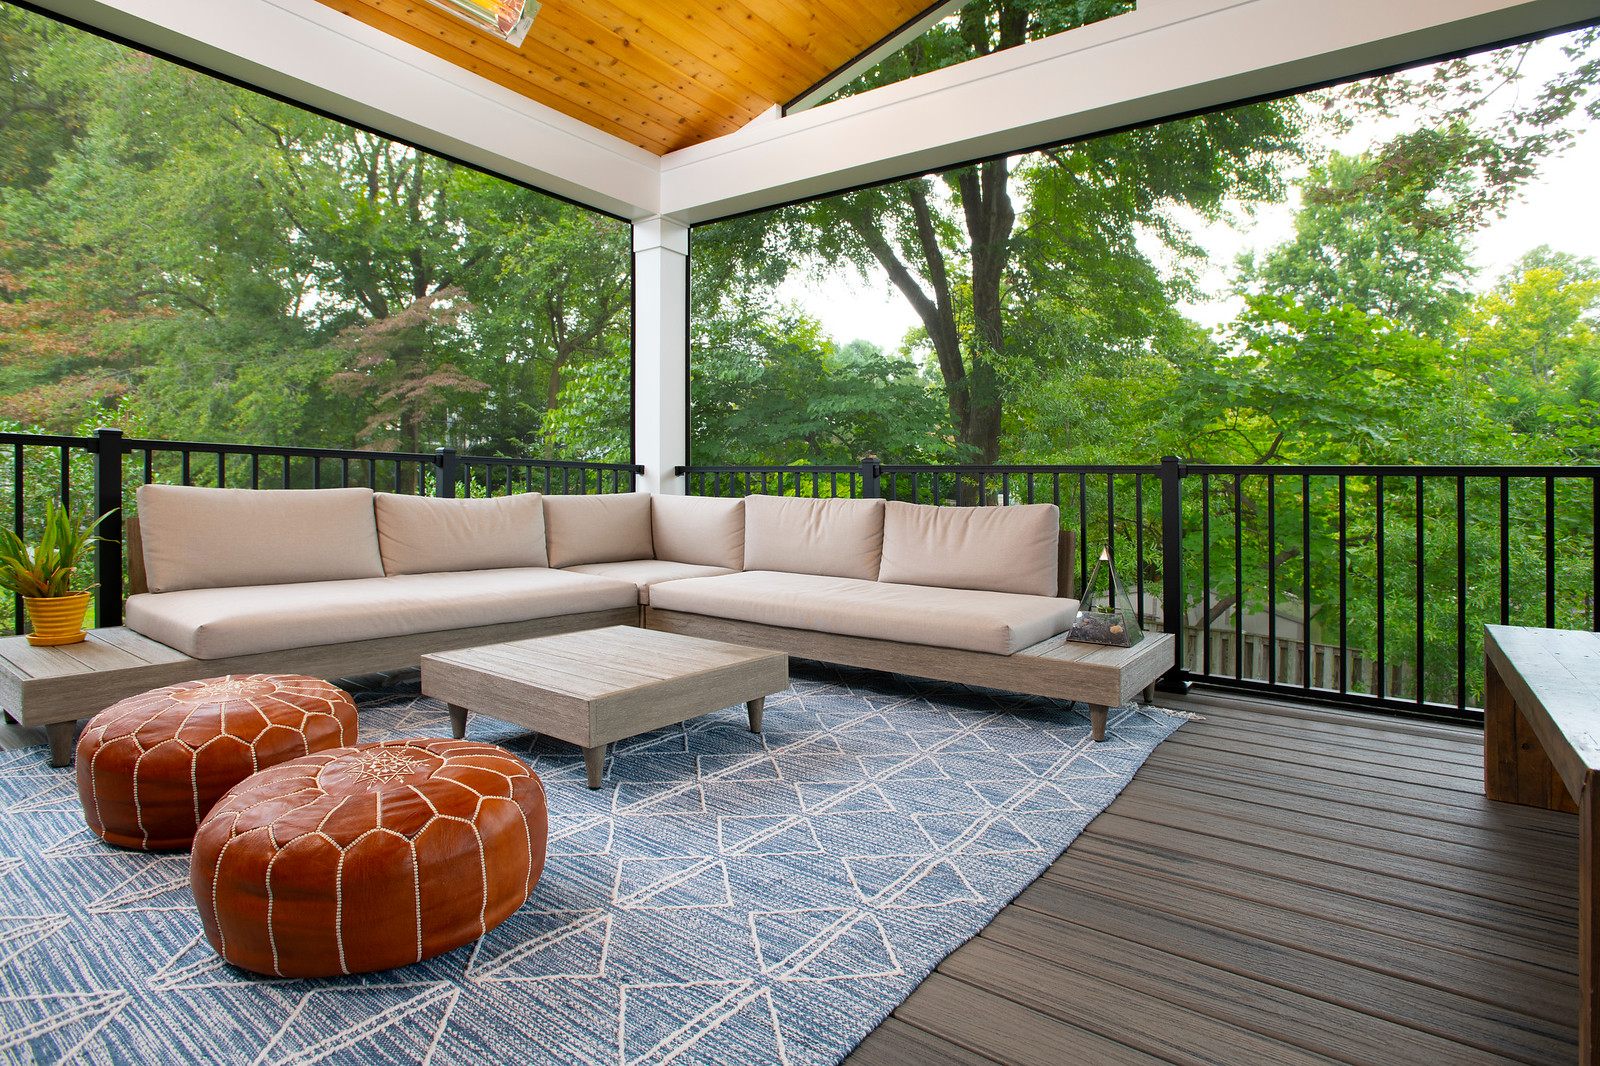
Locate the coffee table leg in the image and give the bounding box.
[747,697,764,733]
[47,720,76,767]
[1088,705,1107,742]
[447,704,467,740]
[583,745,605,789]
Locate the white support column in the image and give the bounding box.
[632,217,691,495]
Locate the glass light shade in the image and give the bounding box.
[425,0,539,47]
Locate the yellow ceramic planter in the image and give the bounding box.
[23,591,91,646]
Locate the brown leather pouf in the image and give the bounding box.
[76,674,358,851]
[190,737,548,978]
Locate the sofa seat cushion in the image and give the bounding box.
[562,559,736,604]
[125,569,639,660]
[648,570,1079,656]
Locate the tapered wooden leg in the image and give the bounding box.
[1089,705,1107,742]
[747,697,764,733]
[1582,771,1599,1065]
[448,703,468,740]
[583,745,605,789]
[1142,683,1155,704]
[46,721,76,767]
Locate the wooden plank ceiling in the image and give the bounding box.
[315,0,941,154]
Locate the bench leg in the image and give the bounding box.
[747,696,764,734]
[1142,683,1156,704]
[47,720,76,768]
[1088,705,1107,742]
[583,745,606,789]
[448,703,467,740]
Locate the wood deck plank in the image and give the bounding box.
[845,695,1581,1066]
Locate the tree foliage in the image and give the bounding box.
[0,6,630,455]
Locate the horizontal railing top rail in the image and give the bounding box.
[1185,461,1600,477]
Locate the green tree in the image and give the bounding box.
[708,0,1299,464]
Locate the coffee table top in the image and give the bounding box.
[422,626,786,702]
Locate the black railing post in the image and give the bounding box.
[1159,455,1190,693]
[859,455,881,500]
[435,447,459,499]
[93,427,125,628]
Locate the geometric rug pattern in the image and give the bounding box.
[0,660,1183,1065]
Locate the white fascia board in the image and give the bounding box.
[30,0,663,219]
[660,0,1599,224]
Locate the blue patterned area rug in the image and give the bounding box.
[0,661,1185,1066]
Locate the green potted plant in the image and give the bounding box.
[0,499,115,646]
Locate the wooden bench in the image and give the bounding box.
[1482,623,1600,1063]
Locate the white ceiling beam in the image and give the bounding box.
[659,0,1598,224]
[29,0,663,219]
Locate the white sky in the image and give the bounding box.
[779,30,1598,351]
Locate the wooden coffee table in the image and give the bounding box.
[419,626,788,788]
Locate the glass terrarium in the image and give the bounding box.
[1066,547,1144,648]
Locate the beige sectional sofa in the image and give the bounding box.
[105,484,1168,748]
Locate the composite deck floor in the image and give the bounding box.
[845,696,1581,1066]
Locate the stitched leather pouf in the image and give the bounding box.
[190,737,548,978]
[76,674,358,851]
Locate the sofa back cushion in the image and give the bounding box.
[544,492,654,568]
[135,484,384,594]
[652,494,744,569]
[743,494,886,580]
[879,500,1060,597]
[373,491,547,575]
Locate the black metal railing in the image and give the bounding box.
[682,457,1600,726]
[2,428,640,634]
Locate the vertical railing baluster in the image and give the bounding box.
[1202,471,1212,678]
[93,428,125,629]
[1415,475,1425,706]
[10,442,21,633]
[1303,473,1312,693]
[1234,472,1244,680]
[1268,472,1277,685]
[1134,474,1145,629]
[1456,475,1467,710]
[1159,456,1186,690]
[1338,474,1347,695]
[1546,476,1557,628]
[1500,476,1510,626]
[1593,474,1600,631]
[1375,475,1385,699]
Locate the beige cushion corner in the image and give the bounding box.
[651,494,744,569]
[374,491,546,575]
[563,559,735,604]
[742,494,886,581]
[880,500,1061,597]
[543,491,654,568]
[134,483,383,594]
